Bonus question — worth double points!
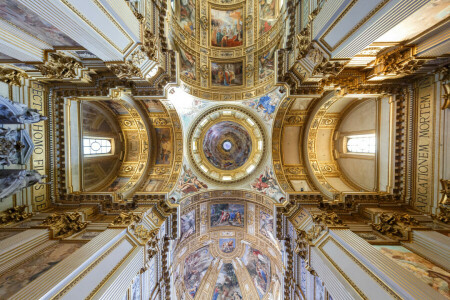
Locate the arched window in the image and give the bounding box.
[346,134,376,154]
[83,138,112,156]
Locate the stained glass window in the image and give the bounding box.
[83,138,112,155]
[346,134,376,154]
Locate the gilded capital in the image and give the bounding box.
[37,53,83,79]
[0,205,32,226]
[110,212,143,226]
[0,67,28,86]
[40,212,87,239]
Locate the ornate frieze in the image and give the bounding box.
[0,205,32,226]
[40,212,87,239]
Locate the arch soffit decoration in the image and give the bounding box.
[302,93,377,200]
[272,95,317,193]
[134,98,184,194]
[302,91,338,200]
[106,88,153,199]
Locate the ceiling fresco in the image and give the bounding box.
[0,0,80,47]
[167,86,287,202]
[174,193,282,300]
[169,0,284,100]
[202,121,252,171]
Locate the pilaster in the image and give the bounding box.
[0,228,50,273]
[10,228,126,299]
[403,230,450,271]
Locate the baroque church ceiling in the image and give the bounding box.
[0,0,449,299]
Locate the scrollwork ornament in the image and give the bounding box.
[296,26,311,60]
[0,205,32,226]
[440,67,450,110]
[0,67,28,86]
[294,229,308,260]
[200,211,207,225]
[40,212,87,239]
[434,179,450,223]
[313,58,347,77]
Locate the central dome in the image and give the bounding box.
[203,121,252,171]
[189,107,265,183]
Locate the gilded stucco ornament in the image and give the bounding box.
[0,67,28,86]
[296,26,311,60]
[434,179,450,223]
[294,229,309,260]
[246,64,254,77]
[40,212,87,239]
[131,224,159,243]
[245,15,253,28]
[37,53,83,79]
[372,213,420,239]
[0,205,32,226]
[200,65,209,79]
[147,232,160,259]
[440,67,450,110]
[142,29,158,62]
[108,61,142,79]
[110,212,143,226]
[311,212,345,227]
[312,58,347,77]
[200,16,208,30]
